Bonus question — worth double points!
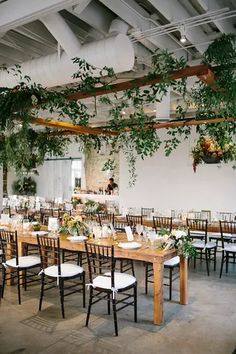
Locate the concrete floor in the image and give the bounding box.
[0,258,236,354]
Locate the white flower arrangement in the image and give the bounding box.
[160,229,197,258]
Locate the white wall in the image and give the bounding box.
[119,132,236,213]
[7,143,85,200]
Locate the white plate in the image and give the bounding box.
[118,242,142,250]
[31,231,48,236]
[67,235,88,242]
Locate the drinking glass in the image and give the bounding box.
[136,224,143,241]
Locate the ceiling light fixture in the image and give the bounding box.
[180,25,187,43]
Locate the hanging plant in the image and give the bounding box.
[12,176,37,196]
[192,136,236,172]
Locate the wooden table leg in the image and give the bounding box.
[153,260,164,325]
[179,256,188,305]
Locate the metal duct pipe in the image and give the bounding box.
[109,18,129,35]
[40,12,81,57]
[0,33,134,88]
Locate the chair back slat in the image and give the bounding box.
[217,212,234,222]
[141,208,154,218]
[80,213,99,224]
[37,235,61,274]
[98,213,114,227]
[186,218,208,242]
[85,242,115,287]
[0,230,18,265]
[126,215,143,229]
[153,216,172,232]
[220,221,236,248]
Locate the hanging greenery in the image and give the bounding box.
[0,34,236,186]
[12,176,37,196]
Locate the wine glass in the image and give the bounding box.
[136,224,143,241]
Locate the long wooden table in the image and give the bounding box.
[115,216,222,233]
[18,232,188,326]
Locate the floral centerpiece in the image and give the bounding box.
[192,136,236,172]
[59,213,90,236]
[83,199,107,213]
[159,229,197,258]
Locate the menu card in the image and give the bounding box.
[125,226,134,241]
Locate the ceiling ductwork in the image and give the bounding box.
[0,13,134,88]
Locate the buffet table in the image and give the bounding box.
[18,232,188,326]
[72,193,119,203]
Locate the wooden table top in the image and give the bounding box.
[18,231,177,264]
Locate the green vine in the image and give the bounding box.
[1,34,236,185]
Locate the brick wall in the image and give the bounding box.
[84,150,119,192]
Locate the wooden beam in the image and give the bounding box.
[197,68,217,89]
[44,117,236,137]
[31,118,118,136]
[68,64,210,101]
[122,117,236,132]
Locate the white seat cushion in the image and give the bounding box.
[44,263,84,278]
[193,241,216,249]
[209,232,232,239]
[6,256,40,268]
[191,231,206,235]
[224,244,236,252]
[92,272,136,290]
[164,256,180,267]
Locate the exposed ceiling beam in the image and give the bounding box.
[197,68,216,88]
[31,117,118,136]
[148,0,210,54]
[0,0,82,33]
[121,117,236,132]
[35,117,236,136]
[68,64,210,101]
[195,0,236,33]
[71,1,114,35]
[13,23,57,50]
[99,0,185,56]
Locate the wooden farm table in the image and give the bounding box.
[18,232,188,326]
[115,216,221,233]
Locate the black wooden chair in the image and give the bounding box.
[0,230,40,304]
[219,221,236,278]
[37,235,85,318]
[97,213,115,227]
[145,216,178,299]
[85,242,137,336]
[187,218,217,276]
[141,208,154,218]
[153,216,172,233]
[126,215,143,232]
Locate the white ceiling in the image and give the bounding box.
[0,0,236,123]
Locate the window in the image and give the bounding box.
[71,159,82,190]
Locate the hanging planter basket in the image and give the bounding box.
[202,156,222,164]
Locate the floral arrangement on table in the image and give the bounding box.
[71,196,83,209]
[192,136,236,172]
[159,229,197,258]
[59,213,90,236]
[83,199,107,213]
